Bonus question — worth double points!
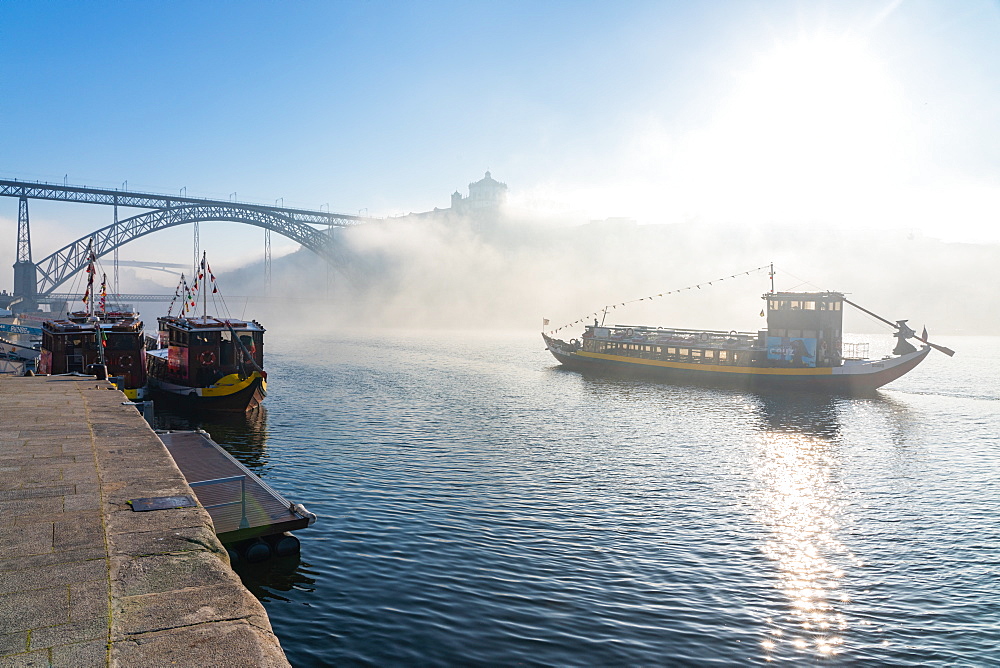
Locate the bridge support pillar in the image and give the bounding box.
[12,262,38,314]
[12,197,37,313]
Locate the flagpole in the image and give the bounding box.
[202,251,208,321]
[86,239,95,319]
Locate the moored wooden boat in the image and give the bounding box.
[145,253,267,412]
[36,243,147,399]
[146,315,266,412]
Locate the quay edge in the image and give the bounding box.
[0,374,290,667]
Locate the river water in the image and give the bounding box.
[157,330,1000,666]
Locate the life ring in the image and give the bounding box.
[119,355,133,367]
[199,351,216,366]
[625,328,634,337]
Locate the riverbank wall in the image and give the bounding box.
[0,375,289,666]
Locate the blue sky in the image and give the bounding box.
[2,0,999,289]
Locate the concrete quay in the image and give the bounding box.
[0,375,289,667]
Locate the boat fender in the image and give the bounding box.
[625,328,634,337]
[266,532,301,557]
[243,539,272,564]
[292,503,318,526]
[199,350,216,365]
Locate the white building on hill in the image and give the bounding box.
[450,171,508,214]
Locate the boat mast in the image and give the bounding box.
[769,262,775,293]
[84,239,106,367]
[201,251,208,322]
[86,239,95,320]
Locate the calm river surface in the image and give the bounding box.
[158,330,1000,666]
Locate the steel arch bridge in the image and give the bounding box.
[34,204,349,296]
[0,178,370,304]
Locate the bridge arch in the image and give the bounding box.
[34,204,349,296]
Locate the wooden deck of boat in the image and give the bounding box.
[158,430,312,544]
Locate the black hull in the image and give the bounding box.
[147,375,267,413]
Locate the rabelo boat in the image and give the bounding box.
[145,254,266,412]
[37,246,147,399]
[543,266,954,394]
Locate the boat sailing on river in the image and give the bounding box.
[542,264,954,394]
[146,252,266,412]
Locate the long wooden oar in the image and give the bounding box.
[843,298,955,357]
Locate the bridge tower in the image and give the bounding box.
[12,197,38,313]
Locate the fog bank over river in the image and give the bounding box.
[222,214,998,336]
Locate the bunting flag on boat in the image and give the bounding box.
[99,274,107,312]
[169,273,187,316]
[546,264,772,335]
[82,243,97,306]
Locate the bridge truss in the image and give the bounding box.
[0,179,370,300]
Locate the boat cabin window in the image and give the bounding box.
[704,350,715,359]
[191,332,214,346]
[221,330,232,342]
[108,334,136,350]
[718,350,729,362]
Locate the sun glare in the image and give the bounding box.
[662,33,916,226]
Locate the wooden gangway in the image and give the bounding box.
[158,430,316,544]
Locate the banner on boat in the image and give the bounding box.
[766,336,817,367]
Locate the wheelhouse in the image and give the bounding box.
[764,291,844,367]
[150,316,265,387]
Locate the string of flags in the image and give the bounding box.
[171,254,220,316]
[99,274,107,312]
[81,248,97,306]
[167,273,187,317]
[545,264,773,336]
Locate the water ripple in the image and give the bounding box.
[185,331,1000,666]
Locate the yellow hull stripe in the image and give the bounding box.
[575,351,834,376]
[200,372,267,397]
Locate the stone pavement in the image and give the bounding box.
[0,375,289,667]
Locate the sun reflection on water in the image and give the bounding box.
[750,397,858,661]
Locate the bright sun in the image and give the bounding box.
[644,33,919,227]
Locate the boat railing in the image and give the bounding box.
[842,342,870,360]
[594,325,758,346]
[189,474,251,530]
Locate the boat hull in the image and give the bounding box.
[543,334,930,394]
[146,371,267,412]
